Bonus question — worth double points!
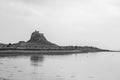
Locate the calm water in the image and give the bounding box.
[0,52,120,80]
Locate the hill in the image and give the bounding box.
[0,30,109,53]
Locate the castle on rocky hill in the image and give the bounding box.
[0,30,107,52]
[0,30,59,49]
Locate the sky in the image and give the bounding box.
[0,0,120,50]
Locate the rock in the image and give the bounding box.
[27,30,58,46]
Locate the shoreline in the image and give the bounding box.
[0,49,110,55]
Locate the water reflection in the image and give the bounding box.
[30,55,44,67]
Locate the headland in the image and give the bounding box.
[0,30,110,54]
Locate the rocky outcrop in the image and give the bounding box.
[27,30,57,46]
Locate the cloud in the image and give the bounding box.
[0,0,120,49]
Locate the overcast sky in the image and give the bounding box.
[0,0,120,50]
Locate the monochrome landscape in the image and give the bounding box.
[0,0,120,80]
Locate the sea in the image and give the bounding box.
[0,52,120,80]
